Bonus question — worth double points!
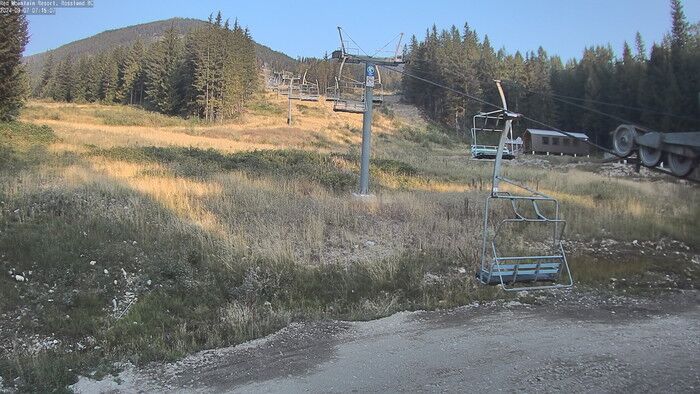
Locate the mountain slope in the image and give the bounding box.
[23,17,297,79]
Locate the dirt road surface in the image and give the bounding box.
[73,291,700,393]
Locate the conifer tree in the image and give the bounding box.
[145,26,181,113]
[0,8,29,120]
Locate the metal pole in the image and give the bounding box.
[491,80,510,195]
[359,62,374,195]
[287,79,292,125]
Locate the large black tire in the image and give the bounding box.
[667,153,696,177]
[612,124,637,157]
[639,145,663,167]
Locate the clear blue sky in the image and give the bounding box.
[25,0,700,61]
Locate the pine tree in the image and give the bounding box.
[144,25,181,113]
[38,53,56,99]
[634,32,647,62]
[117,41,143,104]
[53,55,75,102]
[72,56,89,103]
[0,8,29,120]
[98,50,120,102]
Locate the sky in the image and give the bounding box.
[24,0,700,61]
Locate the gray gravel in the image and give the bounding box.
[73,291,700,393]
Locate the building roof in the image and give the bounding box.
[525,129,589,140]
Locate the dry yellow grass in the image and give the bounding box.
[13,98,700,264]
[21,95,397,153]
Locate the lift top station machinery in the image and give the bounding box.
[476,81,573,291]
[330,27,404,195]
[612,124,699,177]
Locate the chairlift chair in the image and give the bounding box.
[325,77,340,101]
[299,70,320,101]
[471,110,514,159]
[332,56,367,113]
[281,73,301,100]
[476,81,573,291]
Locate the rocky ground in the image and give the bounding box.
[71,289,699,393]
[2,235,697,361]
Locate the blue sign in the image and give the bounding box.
[366,65,375,77]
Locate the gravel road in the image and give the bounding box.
[73,291,700,393]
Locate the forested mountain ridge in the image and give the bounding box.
[23,17,297,84]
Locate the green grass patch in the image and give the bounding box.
[0,122,56,171]
[96,146,358,191]
[399,124,456,147]
[245,97,285,116]
[91,107,201,128]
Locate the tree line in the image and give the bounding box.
[401,0,700,146]
[34,12,257,122]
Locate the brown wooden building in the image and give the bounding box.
[523,129,590,156]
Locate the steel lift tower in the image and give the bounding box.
[331,27,404,196]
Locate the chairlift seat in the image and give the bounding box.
[334,100,365,113]
[471,145,514,160]
[478,262,562,285]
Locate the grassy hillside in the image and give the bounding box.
[23,17,297,82]
[0,95,697,391]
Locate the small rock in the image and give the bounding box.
[90,260,97,266]
[14,274,25,282]
[146,279,152,286]
[103,269,109,274]
[457,267,467,274]
[364,240,376,247]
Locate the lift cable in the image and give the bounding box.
[381,65,618,154]
[507,83,700,123]
[439,57,699,126]
[339,27,369,57]
[442,55,699,124]
[499,80,700,129]
[370,32,403,58]
[380,65,700,184]
[437,59,648,130]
